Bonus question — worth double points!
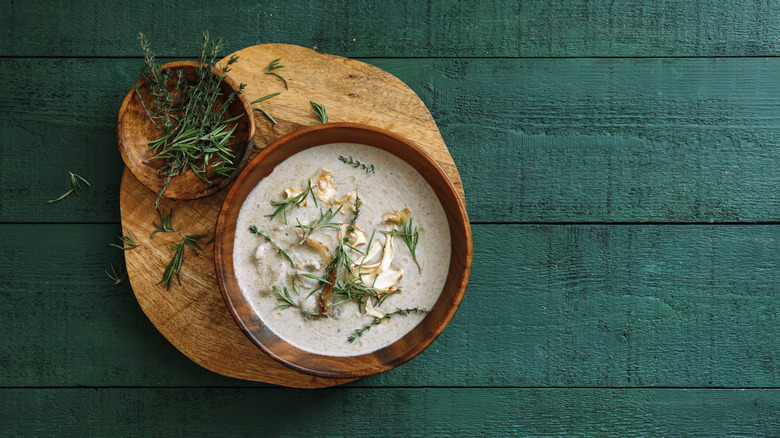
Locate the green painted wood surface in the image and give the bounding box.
[3,57,780,223]
[3,0,779,436]
[1,388,777,437]
[2,224,776,388]
[3,0,780,57]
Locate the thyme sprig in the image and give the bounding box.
[105,262,127,285]
[339,155,375,174]
[274,285,322,316]
[110,229,140,250]
[136,32,246,207]
[381,218,421,271]
[296,205,342,242]
[157,233,208,290]
[309,100,328,124]
[268,179,316,224]
[251,92,280,125]
[48,171,90,203]
[249,225,296,270]
[151,207,176,239]
[266,58,288,89]
[347,307,428,343]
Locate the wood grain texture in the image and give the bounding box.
[3,57,780,223]
[3,0,780,57]
[2,224,776,388]
[2,388,777,437]
[119,45,465,386]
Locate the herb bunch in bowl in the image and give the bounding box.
[135,32,247,206]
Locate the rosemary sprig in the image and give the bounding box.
[251,92,280,103]
[273,285,322,316]
[110,229,140,250]
[251,92,280,125]
[296,205,342,242]
[48,171,90,203]
[249,225,296,270]
[338,155,375,174]
[347,307,428,343]
[136,32,246,207]
[105,262,127,285]
[309,100,328,124]
[268,179,315,224]
[265,58,288,89]
[151,207,176,239]
[157,234,207,290]
[381,218,421,271]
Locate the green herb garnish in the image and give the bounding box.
[136,32,246,208]
[347,307,427,343]
[157,234,208,290]
[309,100,328,124]
[338,155,375,174]
[268,179,316,224]
[251,92,280,124]
[266,58,288,89]
[151,207,176,239]
[249,225,296,270]
[296,206,342,242]
[48,171,90,203]
[105,262,127,285]
[274,285,322,316]
[110,229,140,250]
[381,218,421,271]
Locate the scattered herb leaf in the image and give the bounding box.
[309,100,328,124]
[151,207,176,239]
[105,262,127,285]
[48,171,90,203]
[157,234,208,290]
[110,229,140,250]
[265,58,288,89]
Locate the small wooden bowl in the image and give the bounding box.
[214,123,472,379]
[117,61,255,201]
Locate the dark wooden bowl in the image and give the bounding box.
[214,123,472,379]
[117,61,255,201]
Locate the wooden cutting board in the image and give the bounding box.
[119,43,465,388]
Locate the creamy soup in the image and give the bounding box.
[233,143,451,356]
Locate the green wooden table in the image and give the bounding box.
[2,1,778,436]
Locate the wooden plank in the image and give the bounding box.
[1,388,777,436]
[2,223,776,387]
[3,1,780,57]
[3,57,780,223]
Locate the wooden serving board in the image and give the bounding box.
[120,43,465,388]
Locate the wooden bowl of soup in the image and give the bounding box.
[215,123,471,378]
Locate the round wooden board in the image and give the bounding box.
[120,43,466,388]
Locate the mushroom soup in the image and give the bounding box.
[233,143,451,356]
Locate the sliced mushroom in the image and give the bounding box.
[338,223,367,247]
[364,298,386,319]
[303,236,331,261]
[332,190,362,213]
[382,207,411,226]
[315,169,337,202]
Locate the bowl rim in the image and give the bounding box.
[116,60,255,201]
[214,122,472,378]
